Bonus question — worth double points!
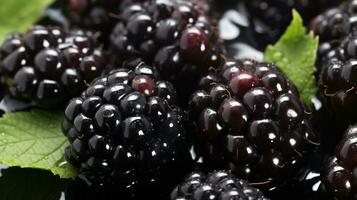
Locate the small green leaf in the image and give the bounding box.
[0,0,54,42]
[0,109,77,179]
[264,10,318,108]
[0,167,69,200]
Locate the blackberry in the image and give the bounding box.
[318,30,357,128]
[245,0,340,48]
[188,60,319,191]
[170,170,268,200]
[311,0,355,67]
[110,0,222,106]
[0,26,105,108]
[323,124,357,199]
[63,62,193,199]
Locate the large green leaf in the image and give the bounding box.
[0,167,68,200]
[0,0,53,42]
[264,10,318,108]
[0,109,77,179]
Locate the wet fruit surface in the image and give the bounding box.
[110,0,222,107]
[0,0,353,200]
[318,30,357,129]
[323,124,357,199]
[62,61,193,199]
[188,59,319,192]
[0,26,105,108]
[171,170,268,199]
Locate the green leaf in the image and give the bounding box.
[264,10,318,108]
[0,0,54,42]
[0,167,69,200]
[0,109,77,179]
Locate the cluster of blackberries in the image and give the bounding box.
[3,0,357,199]
[311,1,357,199]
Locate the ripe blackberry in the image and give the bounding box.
[246,0,340,47]
[0,26,105,108]
[188,59,319,191]
[110,0,222,106]
[312,0,355,67]
[318,30,357,128]
[63,62,193,199]
[323,124,357,199]
[171,170,268,200]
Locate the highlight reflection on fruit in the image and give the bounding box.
[0,0,355,200]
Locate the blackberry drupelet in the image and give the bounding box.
[171,170,268,200]
[110,0,222,106]
[63,61,193,199]
[0,26,105,108]
[318,30,357,128]
[246,0,340,48]
[323,124,357,199]
[188,59,319,191]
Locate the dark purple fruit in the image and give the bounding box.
[318,29,357,128]
[312,1,357,73]
[110,0,222,107]
[0,26,105,108]
[171,170,268,200]
[188,59,318,191]
[63,62,193,198]
[323,124,357,199]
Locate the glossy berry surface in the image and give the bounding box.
[0,26,105,108]
[63,62,193,199]
[323,124,357,199]
[318,30,357,128]
[312,1,357,45]
[312,0,357,70]
[188,60,318,191]
[171,170,268,200]
[110,0,222,106]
